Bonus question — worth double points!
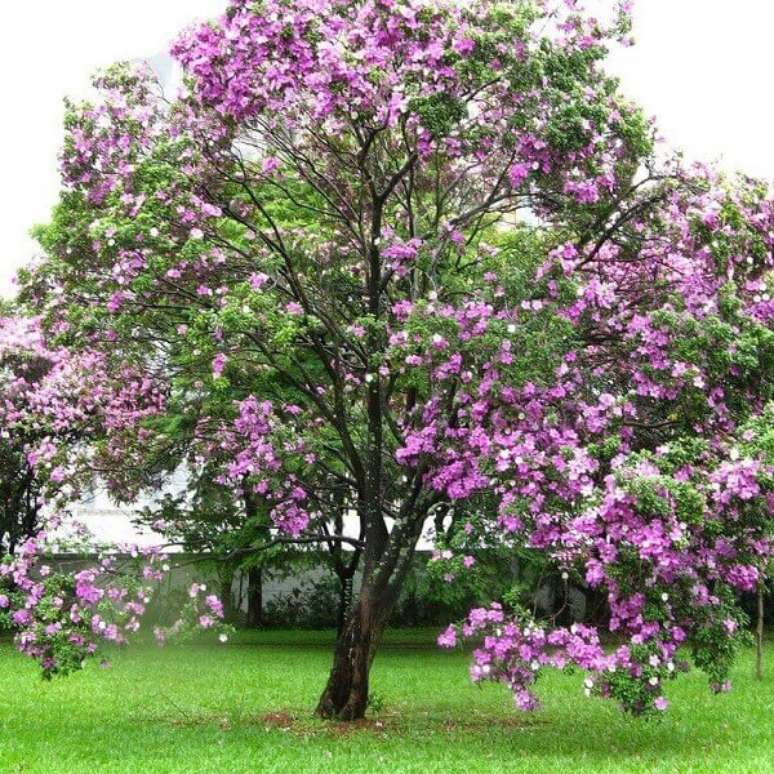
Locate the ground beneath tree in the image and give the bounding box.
[258,709,545,738]
[0,628,771,773]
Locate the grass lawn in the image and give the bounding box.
[0,628,771,773]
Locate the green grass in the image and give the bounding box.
[0,629,772,773]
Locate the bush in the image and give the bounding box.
[263,575,341,629]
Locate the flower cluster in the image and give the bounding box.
[0,534,229,678]
[439,603,688,715]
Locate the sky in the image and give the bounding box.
[0,0,224,298]
[1,0,774,299]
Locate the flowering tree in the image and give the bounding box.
[0,315,111,553]
[0,315,230,673]
[0,534,229,677]
[0,316,53,554]
[19,0,772,721]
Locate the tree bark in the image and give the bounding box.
[315,482,432,720]
[220,570,234,622]
[316,588,390,720]
[336,574,353,638]
[246,567,262,628]
[756,580,765,681]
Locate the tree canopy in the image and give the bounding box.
[3,0,771,720]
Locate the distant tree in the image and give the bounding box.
[755,566,771,681]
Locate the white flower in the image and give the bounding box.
[584,678,594,689]
[561,571,569,581]
[584,688,591,697]
[667,662,675,672]
[649,676,659,686]
[219,633,228,643]
[649,655,660,667]
[661,593,669,602]
[530,660,540,671]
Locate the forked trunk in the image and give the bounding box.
[315,593,388,720]
[315,492,427,720]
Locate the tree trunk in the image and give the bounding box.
[316,590,388,720]
[756,580,765,681]
[220,571,234,622]
[246,567,262,628]
[315,490,430,721]
[336,574,353,638]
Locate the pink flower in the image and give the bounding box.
[205,594,224,618]
[261,157,280,175]
[12,610,32,626]
[437,625,457,648]
[509,162,530,188]
[212,353,227,378]
[249,272,269,290]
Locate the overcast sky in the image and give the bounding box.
[2,0,773,298]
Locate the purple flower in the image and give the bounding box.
[437,625,457,649]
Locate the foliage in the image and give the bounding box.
[5,0,773,720]
[0,537,230,677]
[263,574,343,629]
